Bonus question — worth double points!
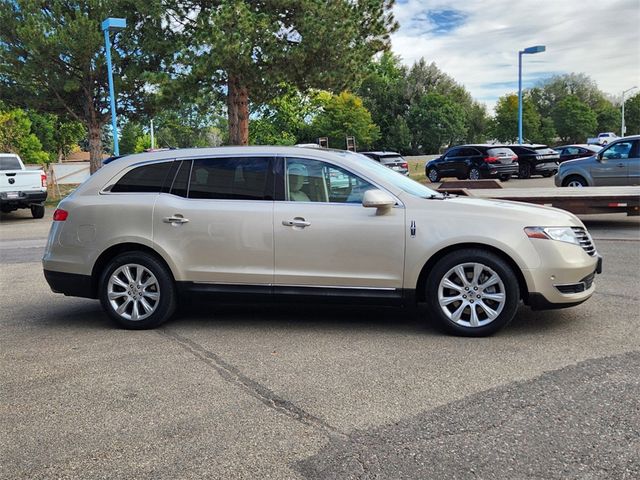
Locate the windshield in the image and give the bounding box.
[0,156,22,170]
[337,151,440,198]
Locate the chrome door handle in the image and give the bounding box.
[282,218,311,228]
[163,216,189,224]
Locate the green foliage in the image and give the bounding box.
[407,92,466,153]
[0,107,49,164]
[28,111,85,161]
[595,104,621,135]
[529,73,608,118]
[170,0,398,142]
[309,92,380,150]
[119,122,145,155]
[624,93,640,135]
[0,0,173,170]
[491,94,541,143]
[552,96,598,143]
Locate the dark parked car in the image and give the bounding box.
[359,151,409,175]
[506,144,560,179]
[553,144,602,163]
[425,145,518,182]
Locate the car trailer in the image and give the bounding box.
[437,181,640,216]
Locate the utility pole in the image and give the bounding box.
[622,86,638,136]
[150,119,155,150]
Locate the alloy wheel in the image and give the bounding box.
[107,264,160,321]
[437,262,506,328]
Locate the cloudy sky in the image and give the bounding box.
[390,0,640,110]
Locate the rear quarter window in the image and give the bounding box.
[110,161,174,193]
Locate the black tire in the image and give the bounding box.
[541,171,555,178]
[99,251,177,329]
[425,249,520,337]
[468,167,481,180]
[30,204,45,219]
[427,167,440,183]
[518,162,531,179]
[562,175,587,187]
[499,174,511,182]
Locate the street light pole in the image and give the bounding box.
[621,86,637,137]
[517,45,546,144]
[101,18,127,156]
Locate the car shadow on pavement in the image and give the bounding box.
[171,301,436,336]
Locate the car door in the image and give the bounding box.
[439,148,461,177]
[152,156,275,284]
[592,141,635,186]
[273,157,405,289]
[626,141,640,185]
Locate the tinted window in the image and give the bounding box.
[169,160,191,198]
[111,161,173,193]
[0,156,22,170]
[487,148,516,157]
[459,148,480,157]
[189,157,270,200]
[284,158,375,203]
[444,148,460,159]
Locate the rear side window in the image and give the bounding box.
[111,161,174,193]
[0,156,22,170]
[169,160,191,198]
[189,157,271,200]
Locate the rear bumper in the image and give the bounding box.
[486,164,519,176]
[43,269,96,299]
[0,190,47,207]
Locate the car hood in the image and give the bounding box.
[559,155,596,169]
[406,194,584,228]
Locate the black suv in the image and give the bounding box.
[359,151,409,175]
[506,144,560,179]
[425,145,518,182]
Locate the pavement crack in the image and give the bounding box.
[158,329,348,439]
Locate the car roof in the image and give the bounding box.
[359,151,402,156]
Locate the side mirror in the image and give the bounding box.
[597,153,605,162]
[362,189,395,213]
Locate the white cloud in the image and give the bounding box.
[391,0,640,111]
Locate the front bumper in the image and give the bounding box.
[524,239,601,309]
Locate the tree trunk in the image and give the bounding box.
[88,121,103,174]
[227,75,249,145]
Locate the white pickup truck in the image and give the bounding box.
[1,153,47,218]
[587,132,618,146]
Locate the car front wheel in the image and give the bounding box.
[99,251,177,329]
[425,249,520,336]
[562,175,587,187]
[427,167,440,183]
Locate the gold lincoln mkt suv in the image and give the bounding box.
[43,147,601,336]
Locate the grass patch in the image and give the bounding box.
[46,183,79,206]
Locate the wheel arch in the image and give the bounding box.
[414,243,529,303]
[91,243,176,297]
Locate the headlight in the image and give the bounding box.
[524,227,580,245]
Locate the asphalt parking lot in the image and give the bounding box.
[1,186,639,479]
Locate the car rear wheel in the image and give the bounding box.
[425,249,520,336]
[541,171,555,178]
[99,251,176,329]
[518,162,531,179]
[499,174,511,182]
[427,167,440,183]
[30,204,45,219]
[468,168,481,180]
[563,175,587,187]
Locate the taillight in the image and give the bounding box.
[41,173,47,187]
[484,156,499,163]
[512,156,518,163]
[401,162,408,169]
[53,209,68,221]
